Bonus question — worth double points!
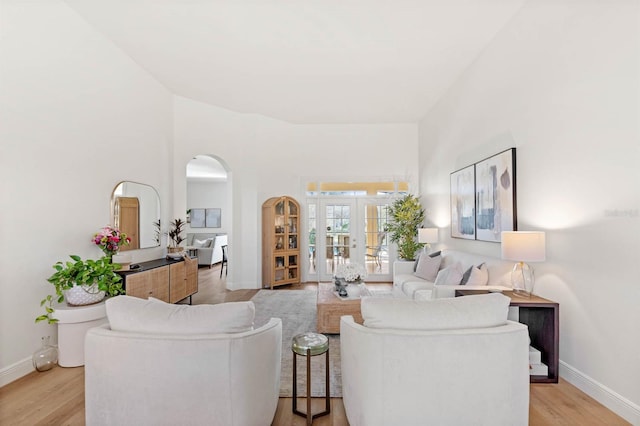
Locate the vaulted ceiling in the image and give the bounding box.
[65,0,525,124]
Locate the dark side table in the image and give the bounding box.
[455,289,559,383]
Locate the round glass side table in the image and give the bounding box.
[291,332,330,425]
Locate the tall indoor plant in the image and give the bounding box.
[384,194,425,260]
[36,255,124,324]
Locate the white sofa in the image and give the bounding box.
[85,296,282,426]
[393,249,515,300]
[340,294,530,426]
[187,232,227,268]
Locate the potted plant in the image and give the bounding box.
[384,194,426,260]
[36,255,124,324]
[168,218,186,253]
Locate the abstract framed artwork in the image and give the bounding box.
[190,208,206,228]
[205,208,221,228]
[475,148,517,242]
[450,164,476,240]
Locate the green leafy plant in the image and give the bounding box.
[36,255,124,324]
[168,218,186,248]
[384,194,426,260]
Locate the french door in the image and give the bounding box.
[306,198,393,283]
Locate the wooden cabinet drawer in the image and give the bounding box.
[125,266,170,302]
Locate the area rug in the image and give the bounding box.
[251,289,342,397]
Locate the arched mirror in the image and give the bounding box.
[111,181,161,250]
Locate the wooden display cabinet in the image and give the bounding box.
[262,196,300,288]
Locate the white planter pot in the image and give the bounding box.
[346,283,363,298]
[64,284,105,306]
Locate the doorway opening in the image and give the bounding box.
[305,181,408,283]
[186,155,232,276]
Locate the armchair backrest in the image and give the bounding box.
[340,294,530,426]
[85,297,281,426]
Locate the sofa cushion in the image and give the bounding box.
[434,262,464,286]
[403,281,434,299]
[361,293,510,330]
[106,295,255,334]
[414,253,442,281]
[461,263,489,286]
[394,273,423,289]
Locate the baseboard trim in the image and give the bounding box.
[0,357,34,387]
[560,361,639,425]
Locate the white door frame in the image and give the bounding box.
[304,197,394,283]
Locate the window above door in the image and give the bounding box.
[305,181,408,197]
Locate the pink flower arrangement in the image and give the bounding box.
[93,226,131,257]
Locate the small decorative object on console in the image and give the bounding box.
[168,218,187,253]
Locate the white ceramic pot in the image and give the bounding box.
[64,284,105,306]
[345,283,361,298]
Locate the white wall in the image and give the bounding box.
[0,0,172,384]
[173,96,419,289]
[187,181,230,233]
[418,0,640,422]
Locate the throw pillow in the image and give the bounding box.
[434,262,464,286]
[413,250,441,272]
[413,253,442,282]
[193,238,208,248]
[460,263,489,285]
[465,263,489,286]
[362,293,510,330]
[106,295,255,334]
[205,238,214,248]
[460,265,473,285]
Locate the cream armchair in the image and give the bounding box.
[340,294,530,426]
[85,296,282,426]
[187,233,228,268]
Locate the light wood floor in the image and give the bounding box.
[0,265,629,425]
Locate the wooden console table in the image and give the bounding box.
[455,289,559,384]
[117,256,198,304]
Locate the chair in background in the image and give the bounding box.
[220,245,228,278]
[185,233,227,268]
[365,233,386,269]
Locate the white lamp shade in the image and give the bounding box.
[501,231,546,262]
[418,228,438,244]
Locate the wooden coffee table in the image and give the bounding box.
[316,282,366,334]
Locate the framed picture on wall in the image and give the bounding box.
[475,148,517,242]
[205,208,221,228]
[190,208,205,228]
[450,164,476,240]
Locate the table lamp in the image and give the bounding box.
[418,228,438,254]
[501,231,546,296]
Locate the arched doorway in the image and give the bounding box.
[186,155,232,280]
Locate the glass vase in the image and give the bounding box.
[32,336,58,372]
